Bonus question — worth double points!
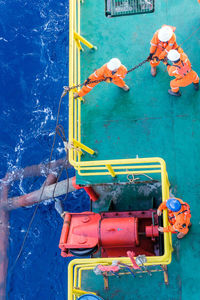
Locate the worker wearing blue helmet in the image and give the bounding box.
[157,198,191,239]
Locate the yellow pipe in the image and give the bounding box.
[74,32,96,49]
[106,164,116,177]
[70,157,166,167]
[73,164,161,170]
[73,139,95,155]
[78,170,162,176]
[72,288,97,296]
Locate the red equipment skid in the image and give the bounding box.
[59,210,159,258]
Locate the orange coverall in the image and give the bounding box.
[167,52,199,93]
[158,198,191,235]
[150,26,181,67]
[77,64,127,97]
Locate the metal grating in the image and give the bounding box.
[105,0,154,17]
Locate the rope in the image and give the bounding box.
[62,58,149,95]
[179,25,200,47]
[10,91,67,271]
[127,59,149,74]
[63,78,107,93]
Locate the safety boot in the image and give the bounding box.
[168,89,181,97]
[151,66,157,77]
[121,84,130,92]
[193,82,199,91]
[73,92,79,99]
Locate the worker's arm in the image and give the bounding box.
[118,65,128,79]
[150,33,158,54]
[158,225,175,233]
[163,225,176,233]
[167,65,178,77]
[157,201,167,212]
[89,65,105,81]
[77,66,105,97]
[181,53,192,68]
[112,65,127,86]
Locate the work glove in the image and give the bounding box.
[161,57,170,67]
[84,78,91,85]
[161,57,168,65]
[105,77,112,83]
[152,56,159,63]
[147,53,154,61]
[158,51,167,61]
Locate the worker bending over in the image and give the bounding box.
[73,58,129,99]
[148,25,182,77]
[157,198,191,239]
[165,49,199,96]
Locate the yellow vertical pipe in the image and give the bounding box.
[68,0,74,164]
[78,0,81,164]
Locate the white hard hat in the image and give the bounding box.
[158,26,173,42]
[167,49,180,62]
[107,58,121,71]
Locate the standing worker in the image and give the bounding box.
[148,25,182,77]
[157,198,191,239]
[165,49,199,96]
[73,58,129,99]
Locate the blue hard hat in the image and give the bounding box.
[78,295,104,300]
[166,198,181,212]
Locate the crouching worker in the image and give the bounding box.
[147,25,182,77]
[157,198,191,239]
[166,49,199,97]
[73,58,129,99]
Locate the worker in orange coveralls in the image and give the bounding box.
[165,49,199,96]
[73,58,129,99]
[157,198,191,239]
[147,25,182,77]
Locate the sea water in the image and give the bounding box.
[0,1,89,298]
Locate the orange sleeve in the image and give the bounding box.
[118,65,127,78]
[163,225,176,233]
[167,65,178,77]
[150,32,158,53]
[89,65,105,81]
[181,53,191,68]
[158,201,167,211]
[112,65,127,85]
[179,226,189,235]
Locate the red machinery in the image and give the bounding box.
[59,210,159,258]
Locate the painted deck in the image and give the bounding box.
[73,0,200,299]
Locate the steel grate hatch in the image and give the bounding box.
[105,0,155,17]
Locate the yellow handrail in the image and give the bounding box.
[66,157,172,299]
[68,0,167,178]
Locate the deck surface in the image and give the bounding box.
[74,0,200,299]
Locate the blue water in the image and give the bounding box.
[0,1,89,299]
